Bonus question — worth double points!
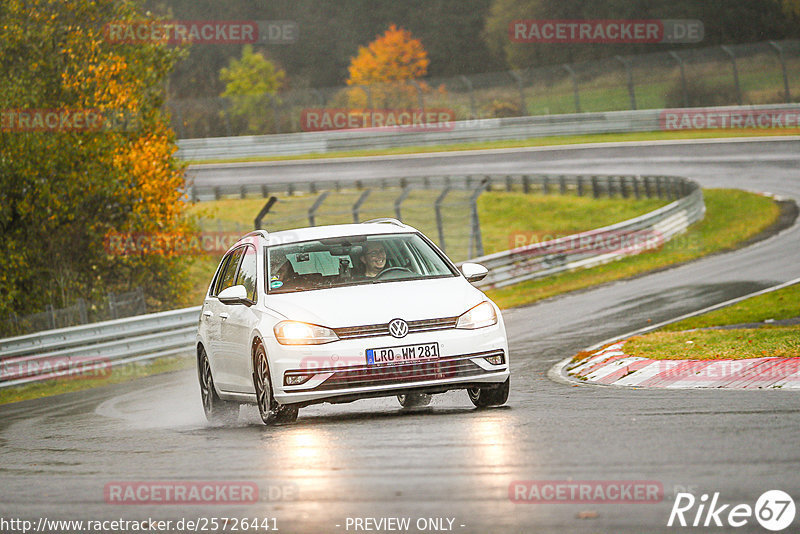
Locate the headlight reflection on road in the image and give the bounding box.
[470,415,514,468]
[466,414,528,511]
[270,428,335,496]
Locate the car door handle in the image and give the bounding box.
[219,313,229,320]
[202,311,213,318]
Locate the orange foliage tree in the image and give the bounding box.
[0,0,193,326]
[345,25,432,109]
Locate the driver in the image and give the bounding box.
[360,241,387,278]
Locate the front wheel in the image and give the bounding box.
[199,347,240,425]
[468,378,509,408]
[253,344,298,425]
[397,392,432,408]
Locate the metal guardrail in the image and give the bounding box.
[468,176,704,289]
[0,173,704,388]
[178,103,800,161]
[0,307,200,388]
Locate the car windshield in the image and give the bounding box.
[266,232,457,293]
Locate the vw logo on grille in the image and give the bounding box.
[388,319,409,338]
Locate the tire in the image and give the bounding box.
[199,347,240,425]
[397,392,432,408]
[253,343,299,425]
[468,378,510,408]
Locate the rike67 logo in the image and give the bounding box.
[668,490,796,531]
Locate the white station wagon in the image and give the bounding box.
[196,219,510,425]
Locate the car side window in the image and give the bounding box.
[214,247,245,296]
[235,246,257,302]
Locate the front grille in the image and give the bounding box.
[288,349,504,391]
[333,316,458,340]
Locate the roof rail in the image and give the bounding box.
[242,230,270,240]
[362,218,406,227]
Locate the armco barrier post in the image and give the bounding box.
[254,196,278,230]
[591,176,599,198]
[394,187,412,221]
[769,41,792,103]
[468,183,486,258]
[633,176,641,199]
[720,46,742,106]
[563,64,581,113]
[615,56,637,110]
[308,191,329,227]
[578,176,584,197]
[542,176,550,195]
[352,189,371,223]
[434,187,451,253]
[460,75,477,119]
[559,175,567,195]
[511,70,527,116]
[669,51,689,108]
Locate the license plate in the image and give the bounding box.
[366,342,439,365]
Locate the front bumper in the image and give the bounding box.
[264,322,509,406]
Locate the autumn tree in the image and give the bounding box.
[220,45,286,134]
[0,0,192,327]
[345,24,431,108]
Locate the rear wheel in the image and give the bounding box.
[397,392,432,408]
[253,343,298,425]
[199,347,239,425]
[468,378,510,408]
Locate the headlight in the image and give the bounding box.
[456,301,497,329]
[274,321,339,345]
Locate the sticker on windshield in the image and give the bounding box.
[270,280,283,289]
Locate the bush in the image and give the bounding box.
[486,99,523,118]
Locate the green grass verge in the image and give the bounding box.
[624,325,800,360]
[662,283,800,331]
[617,282,800,362]
[185,129,800,165]
[0,356,194,405]
[486,189,780,309]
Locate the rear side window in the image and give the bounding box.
[214,247,245,296]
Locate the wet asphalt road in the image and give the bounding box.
[2,138,800,533]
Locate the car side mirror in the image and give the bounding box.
[218,285,252,305]
[461,262,488,283]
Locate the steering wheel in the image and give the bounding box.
[375,266,412,279]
